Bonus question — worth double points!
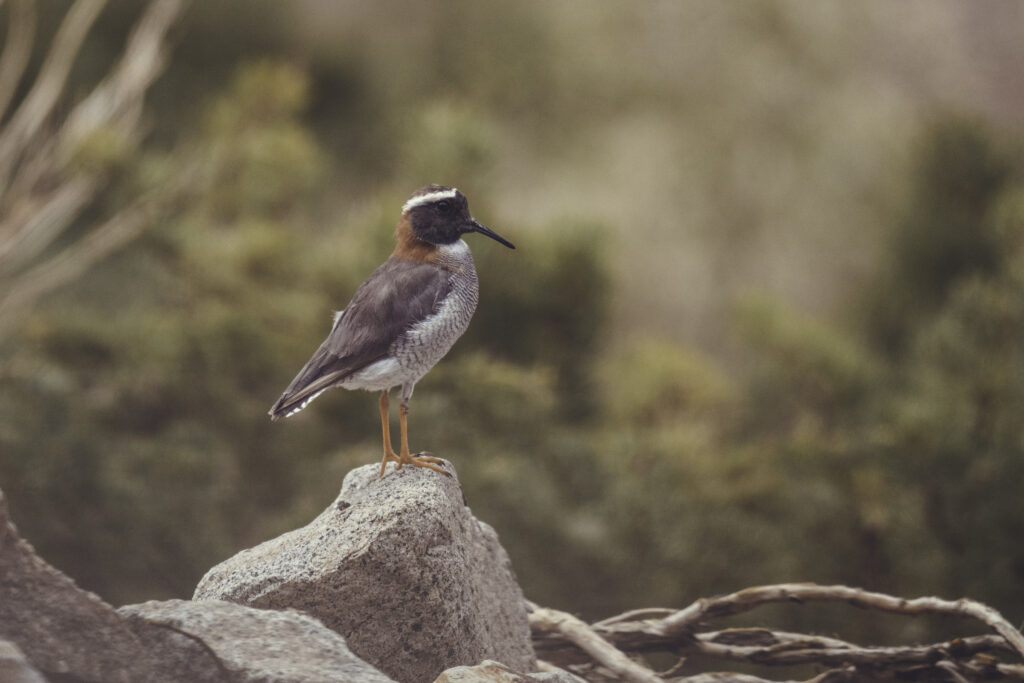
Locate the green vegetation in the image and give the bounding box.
[2,2,1023,647]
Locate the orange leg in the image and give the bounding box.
[397,398,449,476]
[378,391,448,477]
[378,391,401,477]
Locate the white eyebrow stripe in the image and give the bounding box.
[402,188,458,214]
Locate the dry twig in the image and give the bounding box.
[0,0,36,121]
[0,0,187,334]
[655,583,1024,659]
[530,604,662,683]
[530,583,1024,682]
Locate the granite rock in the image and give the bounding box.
[194,460,536,683]
[0,488,180,683]
[120,599,396,682]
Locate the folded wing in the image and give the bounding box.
[269,258,452,419]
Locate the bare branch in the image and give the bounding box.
[0,176,96,274]
[674,672,857,683]
[0,0,107,192]
[655,583,1024,659]
[0,0,36,122]
[0,0,185,273]
[594,607,676,628]
[674,676,780,683]
[0,194,154,334]
[693,631,1015,668]
[532,584,1024,682]
[0,0,188,333]
[63,0,185,143]
[529,604,663,683]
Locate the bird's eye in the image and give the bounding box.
[436,200,452,212]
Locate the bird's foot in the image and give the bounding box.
[401,451,450,476]
[378,450,449,477]
[379,450,401,478]
[405,451,450,474]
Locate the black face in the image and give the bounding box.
[407,187,515,249]
[408,191,474,245]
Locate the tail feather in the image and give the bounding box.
[268,395,293,421]
[268,396,291,421]
[268,367,342,420]
[269,387,326,420]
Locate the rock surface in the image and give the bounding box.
[194,460,536,683]
[120,599,396,683]
[0,641,48,683]
[434,660,583,683]
[0,488,176,683]
[0,486,396,683]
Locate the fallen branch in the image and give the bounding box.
[529,605,662,683]
[655,583,1024,659]
[530,583,1024,682]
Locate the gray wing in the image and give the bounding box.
[269,257,452,419]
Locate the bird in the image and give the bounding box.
[268,185,515,477]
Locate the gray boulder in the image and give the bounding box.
[0,486,394,682]
[0,488,181,683]
[194,460,536,683]
[120,599,396,683]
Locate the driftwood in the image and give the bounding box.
[530,583,1024,682]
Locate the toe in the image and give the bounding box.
[403,455,449,476]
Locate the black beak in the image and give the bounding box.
[467,219,515,249]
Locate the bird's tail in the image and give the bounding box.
[268,380,333,421]
[268,391,312,421]
[268,329,346,421]
[268,395,292,421]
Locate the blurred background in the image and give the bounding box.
[2,0,1024,652]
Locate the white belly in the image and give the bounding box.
[340,357,416,392]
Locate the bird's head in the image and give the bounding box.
[401,185,515,249]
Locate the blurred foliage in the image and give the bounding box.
[864,119,1019,357]
[2,2,1024,655]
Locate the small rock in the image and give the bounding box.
[434,659,583,683]
[194,461,536,683]
[120,599,396,683]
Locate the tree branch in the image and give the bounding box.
[0,176,96,273]
[530,604,663,683]
[655,583,1024,659]
[0,194,153,333]
[0,0,106,192]
[0,0,188,334]
[63,0,184,143]
[0,0,36,123]
[531,583,1024,682]
[693,631,1015,667]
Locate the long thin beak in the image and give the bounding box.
[468,219,515,249]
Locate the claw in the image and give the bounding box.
[378,451,448,477]
[379,449,401,478]
[403,451,450,476]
